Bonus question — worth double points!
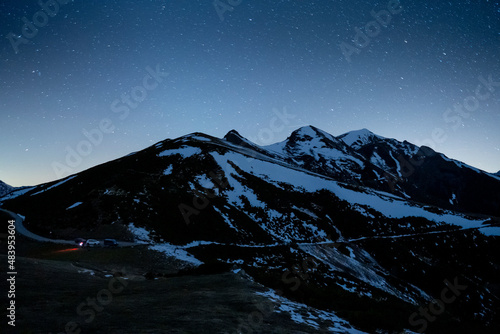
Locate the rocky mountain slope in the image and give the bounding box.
[0,180,13,197]
[2,126,499,333]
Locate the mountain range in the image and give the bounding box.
[2,126,499,333]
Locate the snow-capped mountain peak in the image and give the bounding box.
[338,128,383,149]
[290,125,341,145]
[273,125,347,154]
[291,125,337,142]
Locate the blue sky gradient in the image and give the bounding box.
[1,0,499,186]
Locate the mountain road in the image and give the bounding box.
[1,208,140,247]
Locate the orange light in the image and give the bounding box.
[53,247,79,253]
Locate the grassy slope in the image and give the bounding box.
[0,235,317,334]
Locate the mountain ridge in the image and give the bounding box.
[3,126,499,217]
[2,126,499,333]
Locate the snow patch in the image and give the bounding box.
[479,227,500,237]
[163,165,174,175]
[195,174,216,190]
[128,223,203,267]
[128,223,152,244]
[370,152,388,170]
[158,146,202,158]
[66,202,83,210]
[78,269,95,276]
[390,151,402,177]
[449,193,457,205]
[149,243,203,267]
[256,289,367,333]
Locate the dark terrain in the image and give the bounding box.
[0,229,315,334]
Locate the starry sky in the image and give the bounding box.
[1,0,499,187]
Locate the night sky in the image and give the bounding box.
[1,0,499,187]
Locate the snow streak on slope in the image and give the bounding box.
[66,202,83,210]
[31,175,78,196]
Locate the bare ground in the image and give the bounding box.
[1,236,317,334]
